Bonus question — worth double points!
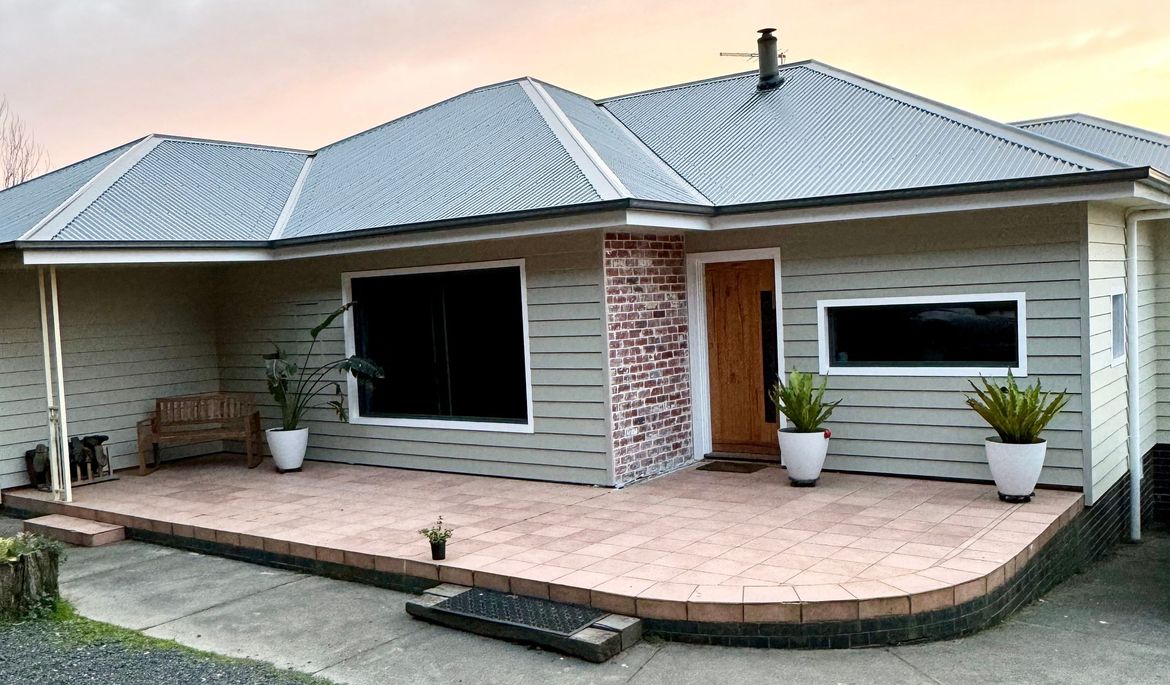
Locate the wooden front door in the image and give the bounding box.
[705,260,779,457]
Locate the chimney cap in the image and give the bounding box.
[758,27,777,34]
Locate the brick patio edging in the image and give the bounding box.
[639,464,1150,647]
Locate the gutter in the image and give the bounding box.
[1125,207,1170,542]
[13,167,1166,256]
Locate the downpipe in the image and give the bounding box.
[1124,209,1170,542]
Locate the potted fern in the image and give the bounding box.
[965,374,1068,503]
[771,369,842,487]
[263,303,383,473]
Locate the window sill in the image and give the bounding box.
[821,365,1027,377]
[348,415,535,434]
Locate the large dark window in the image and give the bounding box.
[824,297,1021,369]
[350,265,529,424]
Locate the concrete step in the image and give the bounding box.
[23,514,125,547]
[406,584,642,663]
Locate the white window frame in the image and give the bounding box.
[1110,285,1126,367]
[816,292,1028,377]
[341,258,535,434]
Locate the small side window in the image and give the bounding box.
[1111,292,1126,366]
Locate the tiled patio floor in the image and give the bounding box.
[3,455,1082,623]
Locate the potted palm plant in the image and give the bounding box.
[263,303,383,473]
[771,369,842,487]
[965,374,1069,503]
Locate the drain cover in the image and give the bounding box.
[436,588,605,636]
[697,461,769,473]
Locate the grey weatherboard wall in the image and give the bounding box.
[211,231,613,485]
[687,204,1088,488]
[0,264,222,489]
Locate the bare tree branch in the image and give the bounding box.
[1,96,49,189]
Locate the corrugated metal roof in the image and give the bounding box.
[282,81,599,238]
[52,139,308,241]
[1015,114,1170,173]
[0,142,134,243]
[600,62,1111,206]
[539,82,709,205]
[7,61,1151,248]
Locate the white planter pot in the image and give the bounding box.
[266,427,309,473]
[984,438,1046,503]
[777,429,830,486]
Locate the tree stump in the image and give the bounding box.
[0,549,60,619]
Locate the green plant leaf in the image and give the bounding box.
[963,372,1068,443]
[770,368,841,433]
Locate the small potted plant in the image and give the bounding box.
[965,373,1069,503]
[771,369,842,487]
[419,517,454,560]
[263,303,383,473]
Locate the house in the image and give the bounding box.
[2,43,1168,539]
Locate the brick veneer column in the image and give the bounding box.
[603,232,693,485]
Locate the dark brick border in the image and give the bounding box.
[640,450,1158,648]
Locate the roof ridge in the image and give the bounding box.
[519,78,629,200]
[150,134,312,155]
[19,135,163,242]
[0,136,145,197]
[1019,114,1170,150]
[801,61,1128,172]
[599,63,809,103]
[530,78,712,206]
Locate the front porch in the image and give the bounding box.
[2,455,1084,646]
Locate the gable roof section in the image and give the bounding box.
[0,141,136,243]
[48,138,309,242]
[281,80,602,239]
[1014,113,1170,173]
[600,61,1119,206]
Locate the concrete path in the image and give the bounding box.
[5,516,1168,684]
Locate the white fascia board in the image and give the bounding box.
[21,247,272,265]
[19,135,162,242]
[520,79,629,200]
[269,155,314,240]
[626,209,712,231]
[711,181,1146,231]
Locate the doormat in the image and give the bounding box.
[696,461,769,473]
[435,588,605,636]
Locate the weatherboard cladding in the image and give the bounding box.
[51,140,307,242]
[540,82,708,205]
[282,81,600,239]
[1018,116,1170,173]
[0,143,133,243]
[600,65,1096,206]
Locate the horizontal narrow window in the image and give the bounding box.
[818,293,1026,376]
[348,264,530,426]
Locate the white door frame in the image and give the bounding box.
[686,247,785,460]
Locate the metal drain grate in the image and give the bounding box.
[436,588,605,636]
[696,460,769,473]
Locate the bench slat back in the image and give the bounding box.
[157,393,255,426]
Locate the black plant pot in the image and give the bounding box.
[430,541,446,561]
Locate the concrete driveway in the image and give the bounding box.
[4,516,1168,684]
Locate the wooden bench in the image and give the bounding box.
[137,393,263,476]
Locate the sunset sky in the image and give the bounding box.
[2,0,1168,171]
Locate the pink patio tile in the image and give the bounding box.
[880,553,938,571]
[553,570,613,590]
[655,552,709,570]
[787,571,854,586]
[624,564,684,582]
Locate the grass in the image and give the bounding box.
[4,599,334,685]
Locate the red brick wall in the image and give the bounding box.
[603,232,693,485]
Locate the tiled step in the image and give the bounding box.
[406,584,641,663]
[23,514,125,547]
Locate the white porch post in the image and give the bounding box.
[37,268,63,500]
[36,266,72,503]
